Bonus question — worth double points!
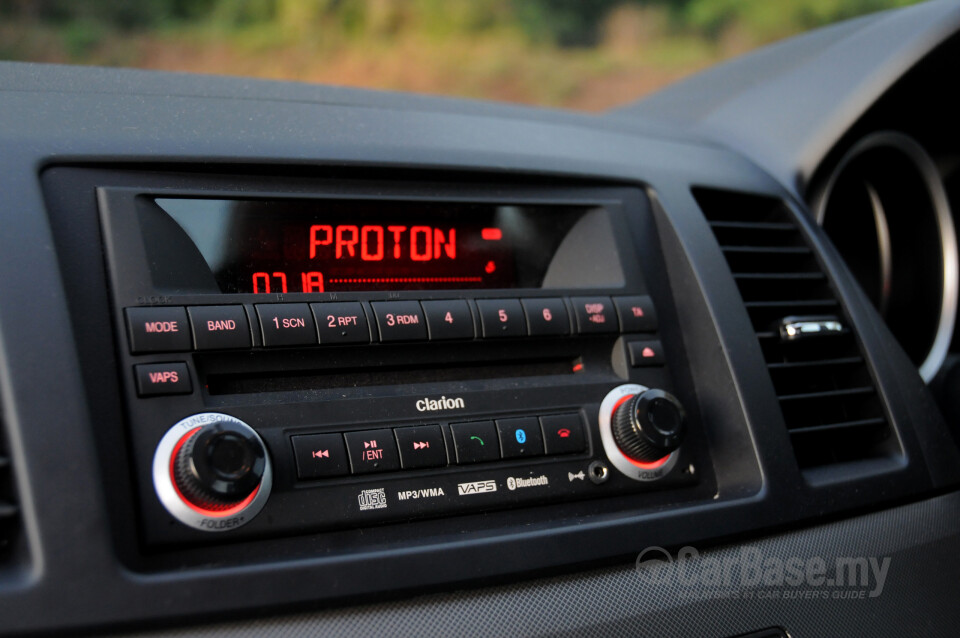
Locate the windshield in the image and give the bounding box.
[0,0,922,111]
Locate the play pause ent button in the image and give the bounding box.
[394,425,447,469]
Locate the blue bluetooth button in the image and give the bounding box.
[497,417,543,459]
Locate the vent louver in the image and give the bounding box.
[0,403,19,564]
[694,188,896,470]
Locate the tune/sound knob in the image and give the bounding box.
[153,413,272,532]
[611,389,686,463]
[173,422,265,510]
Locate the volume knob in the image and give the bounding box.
[611,389,686,463]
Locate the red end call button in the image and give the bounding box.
[134,362,192,397]
[126,307,192,353]
[540,413,586,455]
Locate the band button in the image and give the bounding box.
[188,305,251,350]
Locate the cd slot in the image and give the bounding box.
[205,357,580,395]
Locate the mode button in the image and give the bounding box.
[126,307,192,353]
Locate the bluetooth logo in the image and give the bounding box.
[515,429,527,444]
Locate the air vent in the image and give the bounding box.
[694,188,897,470]
[0,402,19,564]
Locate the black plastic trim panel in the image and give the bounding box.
[0,51,954,635]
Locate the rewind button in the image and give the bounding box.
[394,425,447,469]
[292,433,349,479]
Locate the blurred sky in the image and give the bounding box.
[0,0,924,111]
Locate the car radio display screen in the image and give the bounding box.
[154,197,620,293]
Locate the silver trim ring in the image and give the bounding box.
[152,412,273,532]
[813,131,958,383]
[598,384,679,481]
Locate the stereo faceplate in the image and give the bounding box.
[92,178,712,546]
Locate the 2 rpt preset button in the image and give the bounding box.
[311,302,370,344]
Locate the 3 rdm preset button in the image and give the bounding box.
[477,299,525,338]
[292,433,349,479]
[521,298,569,336]
[422,300,475,340]
[311,302,370,344]
[126,306,191,353]
[371,301,428,342]
[345,429,401,474]
[451,421,500,464]
[188,305,251,350]
[256,303,317,347]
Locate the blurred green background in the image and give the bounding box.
[0,0,922,110]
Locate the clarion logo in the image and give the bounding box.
[457,480,497,495]
[415,396,465,412]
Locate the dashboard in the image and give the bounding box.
[1,2,960,636]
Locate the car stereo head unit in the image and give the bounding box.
[93,175,712,545]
